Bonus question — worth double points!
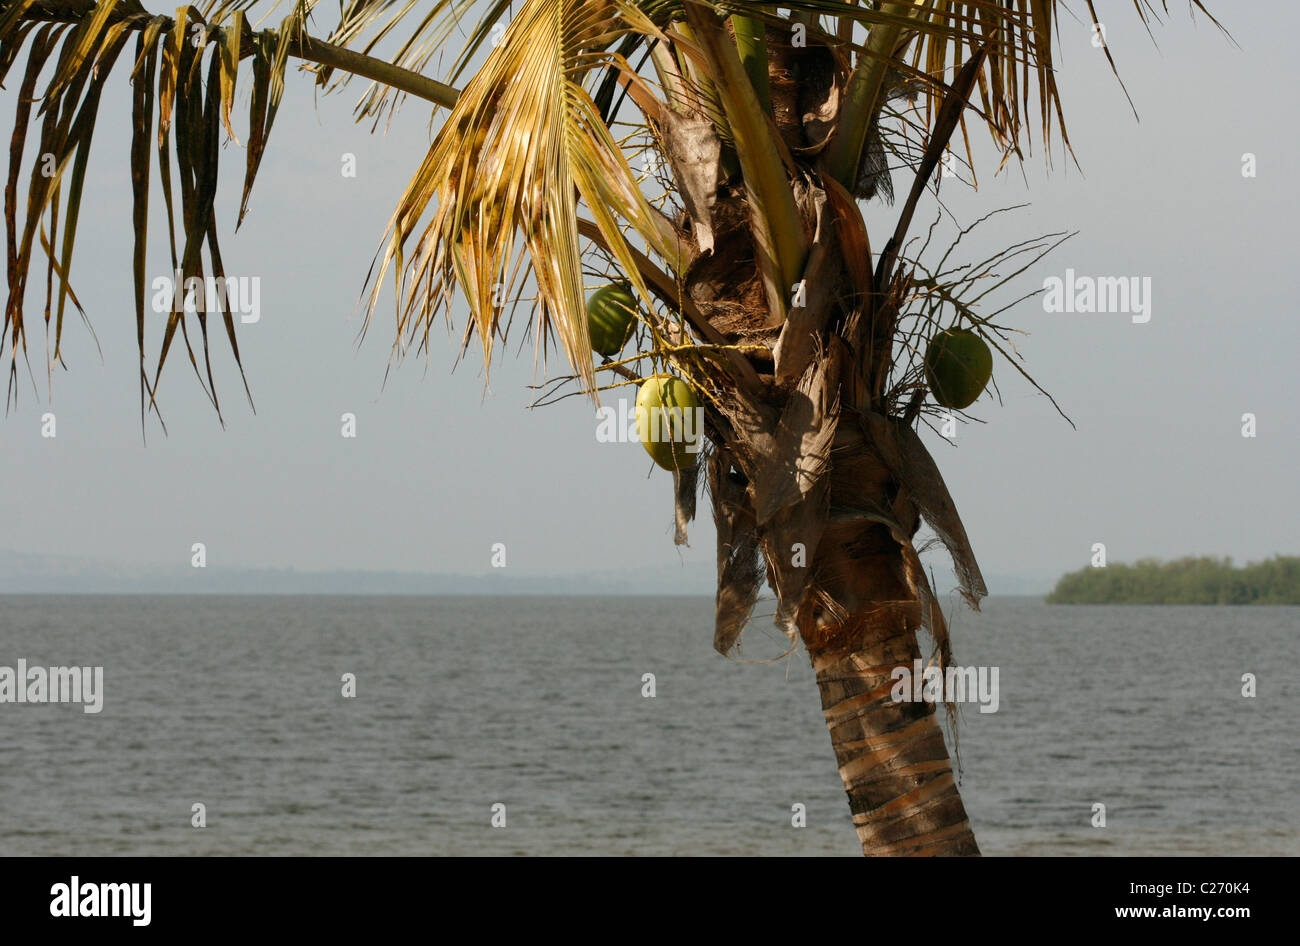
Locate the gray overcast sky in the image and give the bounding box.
[1,4,1294,590]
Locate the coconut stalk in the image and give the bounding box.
[823,1,918,189]
[680,2,807,319]
[729,14,771,114]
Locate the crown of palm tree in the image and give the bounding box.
[0,0,1221,421]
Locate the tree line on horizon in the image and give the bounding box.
[1047,556,1300,605]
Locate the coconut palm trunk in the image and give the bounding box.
[711,375,988,855]
[1,0,1221,857]
[808,620,980,856]
[802,479,980,856]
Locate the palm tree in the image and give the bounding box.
[0,0,1220,856]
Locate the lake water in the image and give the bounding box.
[1,595,1295,856]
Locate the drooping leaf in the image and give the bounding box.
[366,0,671,396]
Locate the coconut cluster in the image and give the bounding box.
[586,284,701,472]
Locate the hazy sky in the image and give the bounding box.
[1,5,1294,591]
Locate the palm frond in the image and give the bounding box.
[0,0,457,421]
[808,0,1225,185]
[363,0,671,396]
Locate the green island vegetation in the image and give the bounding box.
[1047,556,1300,604]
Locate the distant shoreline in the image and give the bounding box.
[1047,556,1300,605]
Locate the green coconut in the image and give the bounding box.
[636,374,702,471]
[924,327,993,410]
[586,283,638,357]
